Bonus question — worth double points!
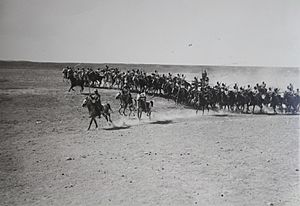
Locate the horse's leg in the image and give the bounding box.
[132,107,136,116]
[123,105,127,116]
[128,109,132,117]
[103,114,109,122]
[246,104,250,113]
[259,105,262,113]
[252,104,255,113]
[128,106,133,117]
[94,118,98,128]
[235,104,239,112]
[138,109,142,120]
[273,105,277,114]
[88,118,93,130]
[108,114,112,123]
[68,85,73,92]
[118,107,123,115]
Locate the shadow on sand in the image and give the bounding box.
[103,125,131,130]
[212,114,230,117]
[150,120,174,125]
[252,112,299,116]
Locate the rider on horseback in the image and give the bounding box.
[233,83,239,92]
[287,83,294,94]
[192,77,200,91]
[137,88,147,111]
[122,83,130,96]
[92,90,103,118]
[122,83,132,103]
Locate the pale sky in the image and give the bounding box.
[0,0,299,67]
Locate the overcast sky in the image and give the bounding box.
[0,0,299,66]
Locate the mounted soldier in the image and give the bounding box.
[136,88,147,111]
[200,70,209,88]
[122,83,130,96]
[192,77,200,91]
[91,90,103,117]
[233,83,239,92]
[287,83,294,94]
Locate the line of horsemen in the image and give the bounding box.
[63,65,300,115]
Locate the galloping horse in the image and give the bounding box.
[283,92,299,114]
[195,92,210,115]
[115,92,136,116]
[270,93,283,114]
[82,96,113,130]
[137,99,153,120]
[248,91,264,113]
[67,69,84,92]
[86,71,104,87]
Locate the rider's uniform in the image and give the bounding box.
[137,92,146,110]
[93,91,103,116]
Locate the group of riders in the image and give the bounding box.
[63,65,300,114]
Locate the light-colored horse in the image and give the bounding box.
[137,99,153,120]
[115,92,136,116]
[82,96,113,130]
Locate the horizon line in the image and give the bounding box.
[0,59,299,69]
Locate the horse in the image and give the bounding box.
[115,92,136,116]
[66,69,84,92]
[226,90,236,111]
[86,71,104,87]
[235,92,250,113]
[176,87,189,105]
[283,92,299,114]
[248,91,264,113]
[270,93,283,114]
[137,99,154,120]
[195,92,210,115]
[218,90,227,110]
[62,68,68,82]
[82,96,113,130]
[162,81,173,100]
[103,71,114,88]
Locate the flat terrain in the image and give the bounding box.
[0,63,299,206]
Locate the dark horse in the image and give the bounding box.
[248,91,264,113]
[115,92,136,116]
[195,92,210,115]
[86,71,104,87]
[82,96,113,130]
[283,92,299,114]
[67,70,84,92]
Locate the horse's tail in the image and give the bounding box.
[150,100,154,107]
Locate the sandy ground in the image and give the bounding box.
[0,66,299,206]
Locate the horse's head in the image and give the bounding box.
[115,92,121,99]
[82,96,90,107]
